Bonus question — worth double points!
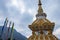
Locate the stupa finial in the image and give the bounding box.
[38,0,42,5]
[38,0,43,13]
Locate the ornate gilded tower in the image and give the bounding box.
[28,0,58,40]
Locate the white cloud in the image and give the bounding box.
[53,28,60,35]
[6,0,26,14]
[0,15,5,25]
[18,0,26,13]
[28,9,32,14]
[21,28,32,38]
[11,0,18,6]
[53,28,60,38]
[43,1,58,16]
[27,8,37,21]
[15,26,24,32]
[26,32,32,38]
[0,17,4,21]
[0,10,4,18]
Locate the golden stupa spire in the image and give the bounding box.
[28,0,58,40]
[36,0,47,18]
[38,0,43,13]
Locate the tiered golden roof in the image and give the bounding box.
[28,0,58,40]
[29,19,55,31]
[29,0,54,31]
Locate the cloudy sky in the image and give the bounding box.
[0,0,60,39]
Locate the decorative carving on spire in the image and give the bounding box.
[38,0,43,13]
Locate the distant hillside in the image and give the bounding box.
[0,26,27,40]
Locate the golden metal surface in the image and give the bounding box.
[28,0,58,40]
